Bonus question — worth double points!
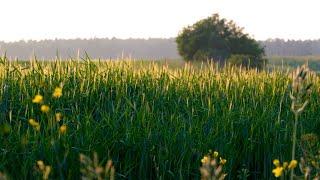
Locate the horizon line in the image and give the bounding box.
[1,37,320,43]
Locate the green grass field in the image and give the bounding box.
[0,57,319,179]
[267,56,320,72]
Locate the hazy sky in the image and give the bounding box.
[0,0,319,42]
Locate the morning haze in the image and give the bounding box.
[1,38,320,60]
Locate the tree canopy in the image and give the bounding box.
[176,14,265,67]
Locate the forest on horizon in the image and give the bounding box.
[0,38,319,60]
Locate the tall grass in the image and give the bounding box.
[0,57,319,179]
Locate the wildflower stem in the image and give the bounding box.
[290,112,299,180]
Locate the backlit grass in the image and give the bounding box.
[0,57,320,179]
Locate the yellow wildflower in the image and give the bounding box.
[283,162,288,169]
[288,160,298,169]
[32,95,43,104]
[273,159,280,167]
[55,113,62,122]
[213,151,219,158]
[220,157,227,165]
[201,156,209,164]
[53,87,62,98]
[28,119,38,126]
[59,124,67,134]
[41,105,50,113]
[272,167,284,177]
[28,119,40,131]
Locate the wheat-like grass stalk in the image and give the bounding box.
[289,64,312,179]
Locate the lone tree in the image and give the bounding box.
[176,14,265,68]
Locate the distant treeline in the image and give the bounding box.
[260,39,320,57]
[0,38,319,60]
[0,38,180,60]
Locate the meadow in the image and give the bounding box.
[0,56,319,179]
[267,56,320,72]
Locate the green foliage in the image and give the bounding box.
[176,14,265,68]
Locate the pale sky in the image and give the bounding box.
[0,0,319,42]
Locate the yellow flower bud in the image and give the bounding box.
[272,167,284,177]
[32,95,43,104]
[59,124,67,134]
[53,87,62,98]
[41,105,50,113]
[288,160,298,169]
[28,119,40,131]
[55,113,62,122]
[273,159,280,167]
